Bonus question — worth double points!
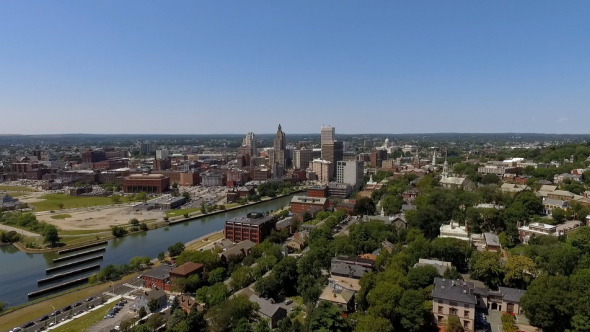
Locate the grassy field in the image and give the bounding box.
[185,231,225,251]
[51,214,72,220]
[0,272,140,329]
[0,185,37,192]
[166,207,202,218]
[30,194,114,212]
[53,301,117,332]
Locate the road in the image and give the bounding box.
[4,279,144,332]
[0,224,41,238]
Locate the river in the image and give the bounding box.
[0,194,295,307]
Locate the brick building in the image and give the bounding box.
[225,212,276,244]
[123,173,170,193]
[370,149,387,168]
[142,265,174,291]
[307,186,328,198]
[290,196,328,214]
[169,262,204,283]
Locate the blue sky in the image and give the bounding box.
[1,1,589,134]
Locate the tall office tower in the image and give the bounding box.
[293,147,313,170]
[337,160,364,190]
[269,124,286,177]
[140,142,155,155]
[321,126,335,145]
[155,149,169,160]
[320,125,342,180]
[242,132,257,157]
[310,159,332,184]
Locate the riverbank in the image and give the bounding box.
[9,190,301,254]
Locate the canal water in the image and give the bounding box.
[0,195,294,307]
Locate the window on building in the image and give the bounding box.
[464,310,469,318]
[464,321,470,329]
[450,308,458,315]
[438,306,443,314]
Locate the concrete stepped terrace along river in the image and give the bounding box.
[0,194,295,307]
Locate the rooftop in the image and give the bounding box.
[432,278,478,304]
[143,264,174,280]
[226,215,275,226]
[170,262,204,277]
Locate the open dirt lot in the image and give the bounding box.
[38,206,165,231]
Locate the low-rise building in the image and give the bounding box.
[432,278,477,330]
[249,295,287,329]
[290,196,328,214]
[439,222,469,242]
[142,265,174,291]
[123,173,169,193]
[518,220,583,244]
[225,213,276,244]
[169,262,204,283]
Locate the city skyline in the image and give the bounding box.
[2,1,590,135]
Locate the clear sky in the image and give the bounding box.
[1,1,589,135]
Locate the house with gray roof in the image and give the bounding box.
[249,295,287,328]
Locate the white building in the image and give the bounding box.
[336,160,364,190]
[439,222,469,242]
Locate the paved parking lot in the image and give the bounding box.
[87,300,135,332]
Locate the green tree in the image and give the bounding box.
[148,298,160,313]
[111,225,127,237]
[167,309,187,332]
[0,301,6,314]
[503,255,536,289]
[168,242,185,257]
[208,267,227,284]
[231,266,254,290]
[397,289,427,332]
[501,313,518,332]
[468,251,503,289]
[182,191,191,200]
[568,227,590,255]
[111,194,121,204]
[407,265,440,289]
[43,225,60,246]
[206,295,258,332]
[186,307,207,332]
[136,191,148,203]
[444,315,464,332]
[552,208,566,223]
[196,282,229,308]
[138,306,147,318]
[253,319,271,332]
[354,197,376,216]
[129,256,150,271]
[308,301,351,332]
[521,275,573,332]
[129,218,140,226]
[351,313,393,332]
[158,251,165,261]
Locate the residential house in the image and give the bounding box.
[140,289,168,312]
[432,278,478,330]
[518,220,583,244]
[542,198,569,215]
[220,240,256,262]
[319,278,357,313]
[439,222,469,242]
[487,287,525,314]
[414,259,453,276]
[177,294,197,314]
[500,183,528,194]
[249,295,288,329]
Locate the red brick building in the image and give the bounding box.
[307,186,328,198]
[225,213,276,244]
[370,150,388,168]
[169,262,204,283]
[290,196,328,214]
[142,265,174,291]
[123,173,170,193]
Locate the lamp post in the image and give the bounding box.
[50,304,57,325]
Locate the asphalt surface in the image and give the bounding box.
[10,297,103,332]
[5,279,145,332]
